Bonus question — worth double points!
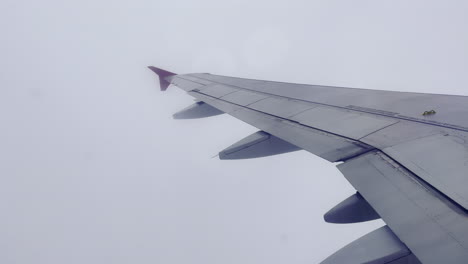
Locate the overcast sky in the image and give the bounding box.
[2,0,468,263]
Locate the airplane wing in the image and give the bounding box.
[149,66,468,264]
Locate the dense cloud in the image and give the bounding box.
[1,0,468,263]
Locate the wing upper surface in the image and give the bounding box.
[188,73,468,130]
[174,73,468,210]
[154,69,468,263]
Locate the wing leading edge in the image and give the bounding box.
[149,66,468,264]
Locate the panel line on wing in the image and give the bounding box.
[187,74,468,133]
[189,91,374,162]
[191,90,372,145]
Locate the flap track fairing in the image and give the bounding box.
[173,101,224,119]
[219,131,300,160]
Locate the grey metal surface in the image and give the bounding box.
[191,92,373,162]
[248,97,317,119]
[320,226,413,264]
[150,67,468,263]
[360,121,445,149]
[291,106,399,140]
[218,131,300,160]
[173,101,224,119]
[324,192,380,224]
[219,90,269,106]
[168,76,204,91]
[179,75,214,85]
[198,84,238,98]
[339,151,468,264]
[383,133,468,210]
[190,73,468,130]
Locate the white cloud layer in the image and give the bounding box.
[1,0,468,263]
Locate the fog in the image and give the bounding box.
[2,0,468,263]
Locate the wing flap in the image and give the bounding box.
[384,133,468,210]
[338,151,468,264]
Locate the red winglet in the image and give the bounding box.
[147,66,177,91]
